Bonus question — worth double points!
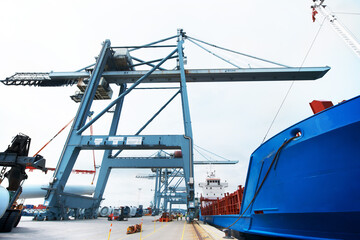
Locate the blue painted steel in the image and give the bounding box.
[77,47,178,134]
[17,32,331,222]
[156,169,162,212]
[177,30,195,216]
[93,84,126,205]
[79,134,188,150]
[130,56,166,71]
[47,66,330,84]
[112,90,181,158]
[164,168,169,211]
[130,55,178,68]
[101,158,183,168]
[153,168,160,214]
[187,38,242,69]
[155,168,187,212]
[202,95,360,239]
[43,40,112,219]
[128,35,178,52]
[161,193,187,198]
[72,40,112,131]
[37,38,197,220]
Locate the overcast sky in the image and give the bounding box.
[0,0,359,207]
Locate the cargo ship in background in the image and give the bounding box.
[200,1,360,239]
[198,170,228,200]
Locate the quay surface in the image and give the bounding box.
[0,216,226,240]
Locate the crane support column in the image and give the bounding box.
[152,168,160,215]
[43,40,112,220]
[177,29,195,221]
[156,169,162,213]
[92,83,127,216]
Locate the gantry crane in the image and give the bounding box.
[136,149,239,215]
[1,29,329,222]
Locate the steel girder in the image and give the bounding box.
[37,33,196,221]
[2,30,331,222]
[1,67,330,86]
[151,167,187,214]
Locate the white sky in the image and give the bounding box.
[0,0,359,207]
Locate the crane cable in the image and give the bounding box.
[261,16,326,144]
[33,118,74,157]
[224,135,298,230]
[186,35,290,68]
[223,12,327,231]
[89,116,96,185]
[194,144,231,161]
[333,12,360,16]
[31,116,97,184]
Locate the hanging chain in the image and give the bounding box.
[0,166,7,184]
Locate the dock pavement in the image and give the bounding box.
[0,215,227,240]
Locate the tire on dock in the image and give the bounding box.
[0,210,21,232]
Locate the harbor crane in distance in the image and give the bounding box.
[0,29,329,222]
[137,168,188,215]
[136,149,239,215]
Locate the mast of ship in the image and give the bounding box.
[312,0,360,58]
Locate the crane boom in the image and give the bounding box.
[313,0,360,58]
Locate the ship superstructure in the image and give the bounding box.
[198,171,228,200]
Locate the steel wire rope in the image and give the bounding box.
[333,12,360,16]
[187,38,242,69]
[148,151,158,158]
[221,16,326,231]
[186,36,290,68]
[261,16,327,144]
[193,147,213,162]
[223,135,298,230]
[30,117,97,180]
[194,144,231,161]
[33,118,74,157]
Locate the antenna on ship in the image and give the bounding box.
[312,0,360,58]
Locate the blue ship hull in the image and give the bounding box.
[202,95,360,239]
